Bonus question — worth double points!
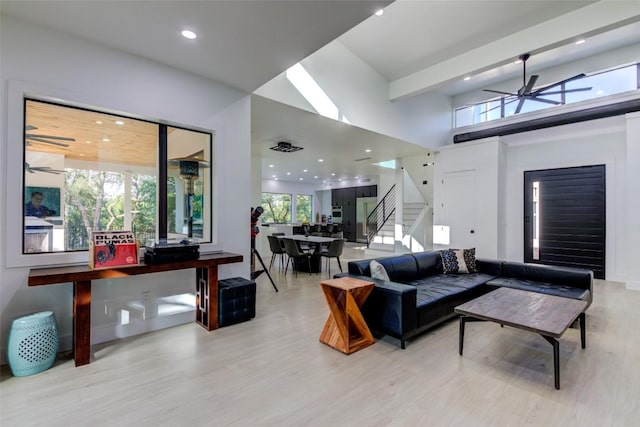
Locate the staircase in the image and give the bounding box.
[368,203,425,253]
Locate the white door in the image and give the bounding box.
[442,171,476,249]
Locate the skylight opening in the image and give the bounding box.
[286,63,341,121]
[374,159,396,169]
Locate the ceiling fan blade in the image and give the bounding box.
[529,97,562,105]
[482,98,519,114]
[26,137,70,147]
[514,98,526,114]
[537,87,592,96]
[25,133,76,141]
[483,89,517,96]
[522,75,539,95]
[534,73,587,94]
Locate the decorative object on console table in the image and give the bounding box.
[144,240,200,264]
[89,231,139,269]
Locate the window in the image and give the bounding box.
[261,193,292,223]
[296,194,312,223]
[23,99,213,254]
[454,63,640,127]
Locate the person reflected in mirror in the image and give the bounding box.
[25,191,56,217]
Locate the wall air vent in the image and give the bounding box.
[354,157,372,162]
[270,141,303,152]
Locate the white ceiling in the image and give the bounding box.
[0,0,391,93]
[252,95,430,184]
[4,1,640,184]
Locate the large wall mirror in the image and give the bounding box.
[23,99,213,254]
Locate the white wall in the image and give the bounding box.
[434,138,503,259]
[0,14,251,360]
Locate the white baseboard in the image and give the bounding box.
[626,281,640,291]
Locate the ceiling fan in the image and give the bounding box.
[483,53,592,114]
[25,162,65,175]
[25,125,75,147]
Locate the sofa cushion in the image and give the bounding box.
[500,262,593,290]
[377,254,420,283]
[412,251,444,277]
[407,272,497,290]
[370,260,390,281]
[486,277,591,301]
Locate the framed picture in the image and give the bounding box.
[89,231,140,269]
[24,186,61,217]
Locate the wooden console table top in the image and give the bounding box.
[28,252,243,286]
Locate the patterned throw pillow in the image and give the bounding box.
[370,260,390,281]
[441,249,459,274]
[441,248,477,274]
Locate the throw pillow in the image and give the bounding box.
[462,247,477,273]
[441,249,459,274]
[370,260,390,281]
[441,248,477,274]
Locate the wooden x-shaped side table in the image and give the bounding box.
[319,277,375,354]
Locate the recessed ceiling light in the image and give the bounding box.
[318,158,324,162]
[102,138,110,142]
[322,180,326,183]
[596,90,604,95]
[463,76,471,81]
[331,173,336,176]
[575,39,586,45]
[375,9,384,16]
[303,169,308,173]
[181,30,197,40]
[269,164,274,168]
[314,176,318,179]
[272,175,276,178]
[115,120,125,125]
[274,178,278,181]
[355,176,359,179]
[85,141,91,144]
[95,120,103,125]
[286,172,291,175]
[299,178,303,181]
[365,149,371,153]
[338,178,342,181]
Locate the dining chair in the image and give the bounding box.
[282,238,312,277]
[319,238,345,275]
[267,235,287,271]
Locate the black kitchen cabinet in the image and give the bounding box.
[331,185,377,242]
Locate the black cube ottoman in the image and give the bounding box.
[218,277,256,327]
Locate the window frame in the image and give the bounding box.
[295,194,313,223]
[260,192,293,224]
[6,81,217,268]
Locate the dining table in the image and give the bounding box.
[276,234,338,273]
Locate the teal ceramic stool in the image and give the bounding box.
[7,311,59,377]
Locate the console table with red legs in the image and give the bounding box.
[28,252,243,366]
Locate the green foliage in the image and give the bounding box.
[261,193,291,223]
[296,194,312,223]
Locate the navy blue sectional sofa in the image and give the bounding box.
[336,251,593,349]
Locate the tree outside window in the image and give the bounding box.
[296,194,312,223]
[261,193,291,223]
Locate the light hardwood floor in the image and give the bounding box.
[1,244,639,426]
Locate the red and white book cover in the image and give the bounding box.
[90,231,139,269]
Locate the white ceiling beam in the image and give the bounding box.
[389,1,640,101]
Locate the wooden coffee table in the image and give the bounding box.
[319,277,375,354]
[455,287,588,389]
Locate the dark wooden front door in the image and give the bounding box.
[524,165,605,279]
